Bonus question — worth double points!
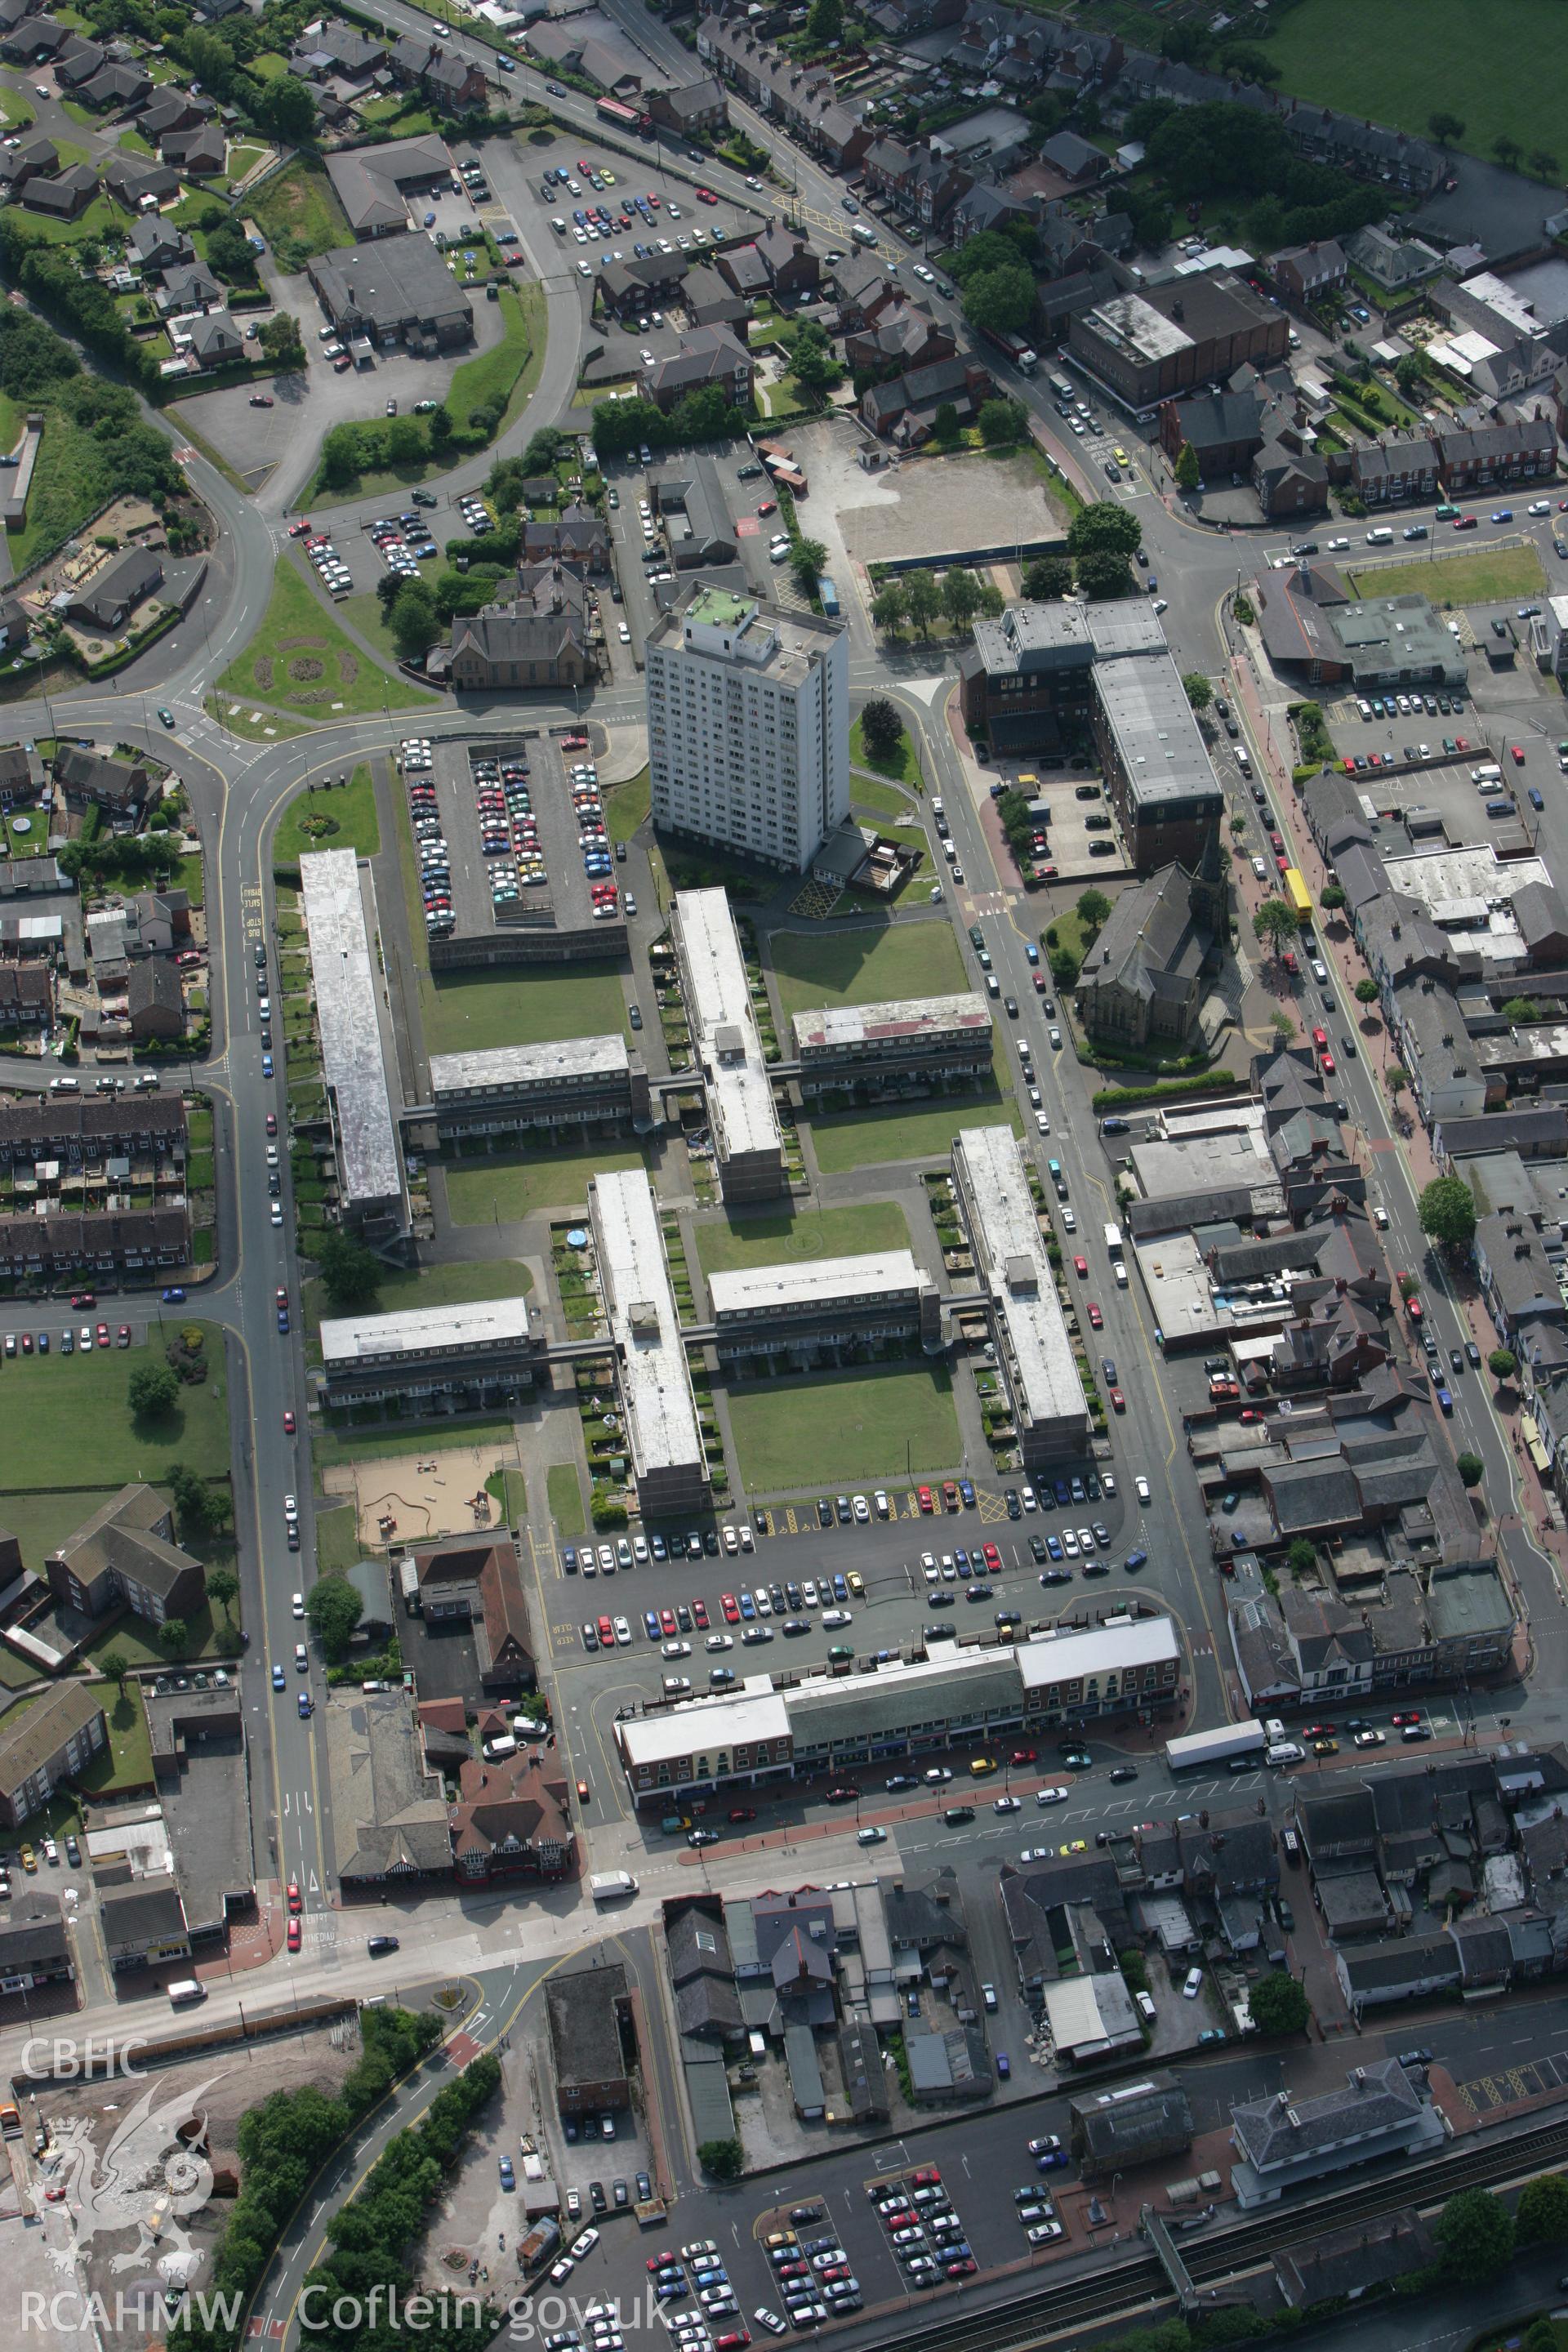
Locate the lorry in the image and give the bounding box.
[816,576,840,617]
[519,2217,561,2274]
[590,1869,639,1902]
[1165,1720,1267,1771]
[980,326,1038,375]
[1103,1222,1124,1256]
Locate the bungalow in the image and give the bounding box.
[129,218,194,278]
[287,19,388,82]
[189,311,244,368]
[1038,128,1107,187]
[52,34,105,87]
[138,91,214,140]
[78,59,148,109]
[157,261,224,317]
[20,163,97,220]
[66,548,163,634]
[0,11,66,59]
[161,126,227,176]
[105,154,180,211]
[2,134,55,189]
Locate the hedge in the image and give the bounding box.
[1090,1071,1243,1113]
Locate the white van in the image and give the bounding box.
[1134,1989,1156,2024]
[483,1733,519,1762]
[1265,1740,1304,1766]
[167,1979,207,2007]
[590,1871,638,1903]
[1365,526,1394,545]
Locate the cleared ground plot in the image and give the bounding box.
[694,1199,911,1275]
[444,1142,646,1225]
[768,920,969,1022]
[727,1363,962,1489]
[793,419,1063,577]
[547,1460,586,1536]
[1348,545,1548,605]
[809,1092,1019,1174]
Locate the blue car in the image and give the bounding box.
[261,1054,274,1078]
[738,1589,755,1618]
[272,1664,286,1690]
[1046,1534,1063,1560]
[1125,1548,1148,1571]
[298,1691,313,1717]
[1054,1478,1071,1507]
[832,1572,848,1601]
[644,1610,660,1640]
[278,1308,289,1333]
[958,1479,975,1505]
[162,1285,186,1303]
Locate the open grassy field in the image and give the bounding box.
[768,921,969,1023]
[0,1325,229,1489]
[274,764,380,871]
[444,1145,645,1227]
[303,1255,532,1339]
[248,161,349,269]
[547,1462,586,1536]
[448,282,545,436]
[606,768,650,845]
[1264,0,1568,170]
[727,1364,962,1489]
[849,713,923,792]
[310,1417,518,1469]
[693,1200,911,1276]
[217,559,433,720]
[1348,545,1548,606]
[810,1093,1019,1175]
[422,964,630,1058]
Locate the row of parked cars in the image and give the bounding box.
[866,2165,978,2291]
[370,512,439,581]
[568,758,630,920]
[471,751,544,914]
[403,741,453,941]
[5,1321,127,1356]
[762,2204,863,2328]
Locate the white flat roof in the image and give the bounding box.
[674,888,782,1163]
[619,1681,791,1769]
[792,992,991,1053]
[320,1296,532,1369]
[957,1125,1088,1438]
[707,1248,928,1319]
[1016,1613,1179,1690]
[430,1034,630,1096]
[301,849,403,1211]
[592,1165,705,1480]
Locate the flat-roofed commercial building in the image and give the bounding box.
[590,1166,709,1515]
[426,1036,651,1143]
[615,1618,1178,1806]
[707,1248,940,1365]
[671,887,785,1204]
[301,849,406,1236]
[1086,607,1223,872]
[318,1298,541,1409]
[792,992,994,1098]
[952,1125,1090,1470]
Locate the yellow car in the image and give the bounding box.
[19,1844,35,1872]
[602,170,617,185]
[1058,1839,1088,1855]
[968,1755,998,1777]
[1113,445,1129,466]
[846,1570,865,1597]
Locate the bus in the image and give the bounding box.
[1165,1720,1266,1772]
[1283,867,1313,925]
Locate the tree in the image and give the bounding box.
[931,400,960,443]
[978,397,1027,447]
[99,1649,129,1691]
[1394,351,1429,398]
[158,1618,189,1660]
[697,2138,744,2181]
[1022,555,1072,601]
[941,567,979,631]
[1219,42,1281,84]
[961,262,1035,340]
[206,1564,238,1623]
[789,321,841,394]
[791,536,827,599]
[1530,149,1561,183]
[1233,590,1255,626]
[870,581,906,635]
[1387,1063,1409,1098]
[1419,1174,1477,1254]
[1355,978,1379,1004]
[305,1575,363,1662]
[1501,996,1540,1022]
[860,698,904,762]
[1076,888,1112,938]
[1517,2173,1568,2245]
[254,76,316,144]
[1321,883,1347,911]
[1493,134,1523,172]
[1174,440,1200,491]
[1182,670,1213,711]
[167,1463,229,1540]
[1075,546,1134,599]
[1269,1010,1296,1043]
[317,1228,382,1312]
[1253,899,1299,960]
[129,1362,179,1419]
[902,570,941,639]
[1436,2187,1513,2283]
[390,581,439,659]
[1248,1971,1310,2035]
[1285,1538,1316,1579]
[1428,111,1466,146]
[1489,1348,1518,1380]
[1455,1452,1484,1489]
[1067,501,1143,561]
[806,0,841,40]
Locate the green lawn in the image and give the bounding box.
[80,1683,154,1794]
[1348,545,1548,607]
[314,1503,363,1573]
[445,1144,646,1227]
[0,87,34,129]
[547,1461,586,1538]
[694,1200,911,1276]
[206,697,313,742]
[303,1255,532,1339]
[80,1598,219,1673]
[0,1324,229,1489]
[117,127,154,156]
[810,1094,1019,1175]
[849,714,923,792]
[311,1417,519,1469]
[606,768,650,845]
[248,161,349,268]
[423,963,631,1058]
[341,592,406,670]
[0,1488,124,1574]
[768,921,969,1023]
[217,559,434,720]
[1265,0,1568,170]
[448,282,542,434]
[728,1364,962,1489]
[12,192,126,249]
[852,776,915,822]
[250,50,290,78]
[274,764,381,870]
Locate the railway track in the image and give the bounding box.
[844,2109,1568,2352]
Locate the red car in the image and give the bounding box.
[70,1292,95,1310]
[287,1918,301,1952]
[1086,1302,1103,1329]
[825,1785,858,1803]
[287,1880,302,1913]
[1303,1722,1335,1739]
[1392,1710,1423,1726]
[1512,743,1526,764]
[728,1806,757,1823]
[597,1615,614,1646]
[942,1481,960,1508]
[982,1542,1002,1573]
[283,1410,296,1433]
[758,500,777,516]
[647,191,660,207]
[1073,1254,1088,1276]
[96,1323,109,1348]
[910,2167,941,2189]
[276,1288,288,1309]
[659,1608,677,1637]
[577,158,590,172]
[917,1485,934,1514]
[118,1324,131,1347]
[1010,1748,1037,1766]
[720,1592,740,1623]
[250,394,274,408]
[694,185,718,203]
[1110,1386,1125,1411]
[692,1598,710,1628]
[562,733,589,750]
[1453,514,1477,529]
[287,520,313,537]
